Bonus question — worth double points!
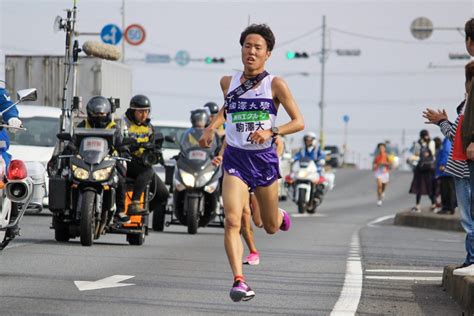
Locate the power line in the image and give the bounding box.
[330,27,460,45]
[274,26,322,49]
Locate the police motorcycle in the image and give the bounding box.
[285,157,328,214]
[165,127,222,234]
[0,88,38,250]
[285,132,330,214]
[49,97,149,246]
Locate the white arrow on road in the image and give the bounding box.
[74,275,135,291]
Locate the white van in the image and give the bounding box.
[9,105,61,211]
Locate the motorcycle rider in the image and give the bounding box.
[77,96,128,223]
[294,132,325,169]
[123,94,169,216]
[0,87,23,223]
[204,102,225,138]
[183,108,221,150]
[0,87,23,169]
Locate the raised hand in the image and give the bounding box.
[422,108,448,124]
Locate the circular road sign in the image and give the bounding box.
[343,115,350,123]
[175,50,191,66]
[410,17,433,40]
[124,24,146,46]
[100,24,122,45]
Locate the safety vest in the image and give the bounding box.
[123,117,153,157]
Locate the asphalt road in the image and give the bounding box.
[0,169,465,315]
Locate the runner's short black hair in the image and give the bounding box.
[466,19,474,42]
[240,24,275,51]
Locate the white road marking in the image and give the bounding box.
[367,214,395,227]
[365,269,442,274]
[365,276,442,282]
[291,213,328,218]
[427,239,460,243]
[74,275,135,291]
[330,231,363,316]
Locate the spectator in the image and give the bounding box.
[422,58,474,276]
[408,130,436,212]
[435,137,456,214]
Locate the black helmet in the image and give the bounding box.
[130,94,151,110]
[419,129,429,139]
[86,96,112,128]
[190,109,209,128]
[204,102,219,115]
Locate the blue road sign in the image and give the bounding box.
[100,24,122,45]
[175,50,191,66]
[343,115,350,123]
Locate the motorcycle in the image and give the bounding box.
[0,88,38,250]
[285,157,328,214]
[50,128,147,246]
[164,128,222,234]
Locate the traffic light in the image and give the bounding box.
[204,57,225,64]
[286,51,309,59]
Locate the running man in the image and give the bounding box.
[200,24,304,302]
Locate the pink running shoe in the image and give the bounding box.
[279,209,291,231]
[244,252,260,265]
[230,280,255,302]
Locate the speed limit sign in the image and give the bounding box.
[124,24,146,46]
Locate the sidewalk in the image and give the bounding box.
[394,207,462,232]
[442,265,474,315]
[395,208,473,313]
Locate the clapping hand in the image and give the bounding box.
[422,108,448,125]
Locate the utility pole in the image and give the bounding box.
[121,0,125,63]
[286,16,360,149]
[319,15,327,149]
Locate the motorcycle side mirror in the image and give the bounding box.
[17,88,38,102]
[57,132,72,141]
[164,135,176,143]
[154,132,164,148]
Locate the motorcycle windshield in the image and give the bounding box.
[178,147,213,172]
[179,128,218,153]
[79,137,109,165]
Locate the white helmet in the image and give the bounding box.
[303,132,317,147]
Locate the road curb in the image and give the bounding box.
[442,265,474,314]
[394,208,463,232]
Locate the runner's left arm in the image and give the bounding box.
[250,77,304,144]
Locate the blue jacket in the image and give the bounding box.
[294,146,324,162]
[435,137,452,178]
[0,88,20,168]
[294,146,325,172]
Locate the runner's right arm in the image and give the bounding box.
[199,76,231,148]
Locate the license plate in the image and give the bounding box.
[83,139,104,151]
[188,150,206,161]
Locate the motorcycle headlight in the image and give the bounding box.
[92,166,113,181]
[297,170,308,178]
[72,164,89,180]
[196,171,214,187]
[180,170,195,187]
[204,180,219,194]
